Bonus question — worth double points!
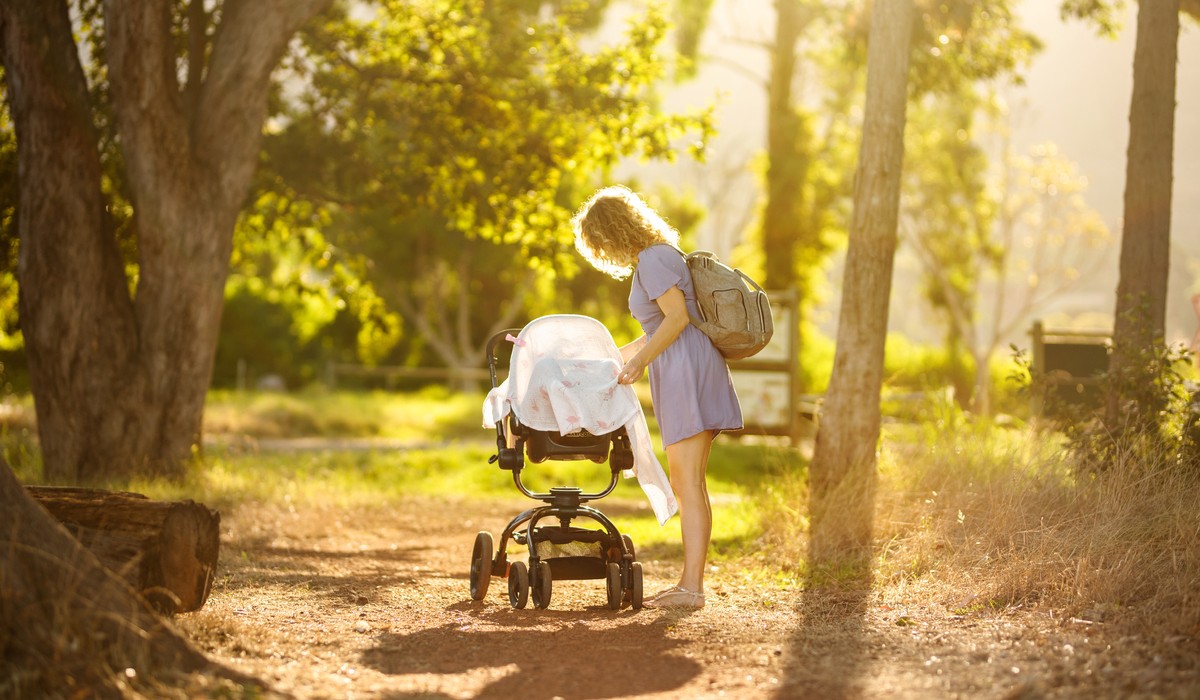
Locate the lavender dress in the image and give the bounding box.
[628,244,743,446]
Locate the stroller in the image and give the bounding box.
[470,315,665,610]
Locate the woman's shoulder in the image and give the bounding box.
[637,243,683,265]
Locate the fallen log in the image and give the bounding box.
[25,486,220,614]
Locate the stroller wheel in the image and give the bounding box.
[622,534,637,562]
[619,534,638,606]
[532,560,553,610]
[469,531,494,601]
[605,562,622,610]
[508,561,529,609]
[628,561,644,609]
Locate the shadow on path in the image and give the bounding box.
[363,609,700,700]
[774,581,872,699]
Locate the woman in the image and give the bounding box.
[572,185,743,610]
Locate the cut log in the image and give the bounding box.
[25,485,221,614]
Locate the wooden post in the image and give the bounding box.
[1031,320,1045,418]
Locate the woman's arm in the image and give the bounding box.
[619,336,647,362]
[618,286,689,384]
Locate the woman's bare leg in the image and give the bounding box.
[665,430,714,593]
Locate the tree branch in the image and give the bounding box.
[103,0,190,197]
[488,268,537,339]
[195,0,333,202]
[392,285,458,363]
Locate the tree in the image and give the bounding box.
[674,0,1037,395]
[1106,0,1181,429]
[808,0,914,570]
[254,0,711,382]
[900,93,997,408]
[0,0,332,481]
[900,101,1113,416]
[967,140,1110,415]
[761,0,817,293]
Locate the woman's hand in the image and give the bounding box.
[616,286,688,385]
[618,356,647,384]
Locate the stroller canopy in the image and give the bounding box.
[483,315,677,525]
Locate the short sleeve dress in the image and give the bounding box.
[628,244,743,446]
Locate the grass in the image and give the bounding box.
[11,386,1200,635]
[203,385,486,442]
[866,404,1200,634]
[150,440,794,561]
[119,389,794,560]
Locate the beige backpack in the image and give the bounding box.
[677,248,774,361]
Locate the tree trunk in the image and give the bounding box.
[0,459,231,695]
[0,1,141,481]
[808,0,914,572]
[762,0,808,293]
[26,486,220,614]
[1106,0,1179,430]
[0,0,332,481]
[972,346,993,417]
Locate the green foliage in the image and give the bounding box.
[756,2,860,304]
[671,0,716,79]
[1060,0,1126,37]
[1060,1,1200,36]
[229,192,401,370]
[883,333,967,391]
[901,93,997,370]
[250,0,713,369]
[798,320,836,393]
[835,1,1042,96]
[1095,340,1199,464]
[907,1,1043,93]
[1017,324,1200,475]
[745,0,1042,397]
[214,283,328,389]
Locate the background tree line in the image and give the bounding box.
[1,0,1196,480]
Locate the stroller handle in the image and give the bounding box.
[485,328,524,389]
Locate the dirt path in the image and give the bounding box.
[177,495,1200,699]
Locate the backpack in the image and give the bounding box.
[675,248,774,361]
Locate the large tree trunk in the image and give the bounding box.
[0,459,234,695]
[808,0,914,571]
[0,1,141,481]
[0,0,332,481]
[1106,0,1179,430]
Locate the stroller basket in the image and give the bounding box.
[532,527,611,580]
[468,317,645,611]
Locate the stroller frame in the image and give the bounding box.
[468,327,644,610]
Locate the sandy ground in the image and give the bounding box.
[174,494,1200,699]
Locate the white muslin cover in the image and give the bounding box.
[482,315,677,525]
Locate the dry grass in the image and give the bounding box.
[754,400,1200,636]
[872,415,1200,634]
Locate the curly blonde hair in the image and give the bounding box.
[571,185,679,280]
